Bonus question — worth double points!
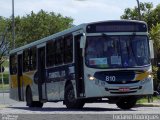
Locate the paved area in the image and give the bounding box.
[1,93,160,120]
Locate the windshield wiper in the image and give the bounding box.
[129,35,138,65]
[101,33,115,41]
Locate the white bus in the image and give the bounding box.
[9,20,154,109]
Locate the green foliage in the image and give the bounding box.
[121,2,160,30]
[0,73,9,84]
[150,23,160,57]
[0,18,9,66]
[0,84,9,91]
[0,17,7,34]
[137,96,160,104]
[152,66,159,90]
[121,2,153,20]
[0,10,73,48]
[1,60,9,68]
[15,10,73,47]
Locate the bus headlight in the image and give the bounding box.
[140,74,152,85]
[146,75,152,82]
[148,74,152,78]
[88,74,95,80]
[89,76,95,80]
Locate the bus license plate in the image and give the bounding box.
[119,88,130,92]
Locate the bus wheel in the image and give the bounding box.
[116,97,137,110]
[33,101,43,108]
[26,87,34,107]
[26,87,44,108]
[64,84,85,109]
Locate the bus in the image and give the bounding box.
[9,20,154,109]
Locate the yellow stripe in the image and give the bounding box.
[22,75,33,87]
[10,74,33,88]
[135,72,150,81]
[10,75,18,88]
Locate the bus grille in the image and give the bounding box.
[105,86,141,94]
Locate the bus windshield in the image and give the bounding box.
[85,35,150,69]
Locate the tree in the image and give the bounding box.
[0,10,73,48]
[0,28,9,67]
[150,4,160,27]
[121,2,160,30]
[150,24,160,90]
[150,23,160,59]
[15,10,73,47]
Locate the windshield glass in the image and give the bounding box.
[85,35,150,68]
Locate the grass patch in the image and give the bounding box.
[137,96,160,104]
[0,84,9,91]
[0,73,9,84]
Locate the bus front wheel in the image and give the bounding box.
[64,84,85,109]
[116,97,137,109]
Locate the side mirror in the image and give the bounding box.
[149,40,154,59]
[80,36,85,48]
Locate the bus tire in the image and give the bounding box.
[33,101,43,108]
[116,97,137,110]
[26,87,43,108]
[26,87,34,107]
[64,84,85,109]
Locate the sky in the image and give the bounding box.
[0,0,159,25]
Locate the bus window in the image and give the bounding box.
[55,39,61,65]
[46,40,55,67]
[10,54,17,75]
[64,35,73,63]
[30,47,37,70]
[60,38,64,64]
[23,49,30,72]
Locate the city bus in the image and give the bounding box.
[9,20,154,109]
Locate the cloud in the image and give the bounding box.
[0,0,12,17]
[66,0,123,24]
[0,0,128,24]
[0,0,159,25]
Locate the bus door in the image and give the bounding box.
[74,34,85,98]
[37,46,47,101]
[17,53,24,101]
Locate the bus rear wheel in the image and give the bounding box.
[26,87,43,108]
[116,96,137,110]
[33,101,43,108]
[64,84,85,109]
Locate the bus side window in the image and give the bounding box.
[55,38,64,65]
[64,35,73,63]
[10,54,17,75]
[55,39,60,65]
[61,38,65,64]
[30,47,37,70]
[23,49,30,72]
[46,40,55,67]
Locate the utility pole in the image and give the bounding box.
[136,0,141,20]
[12,0,15,49]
